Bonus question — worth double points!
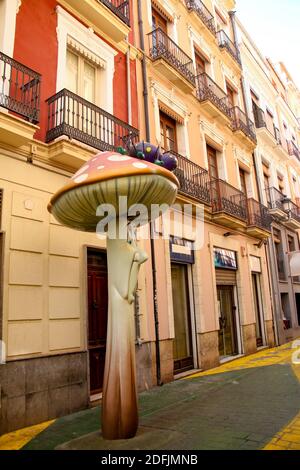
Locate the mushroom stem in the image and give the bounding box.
[102,226,148,440]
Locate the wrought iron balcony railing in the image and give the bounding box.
[46,89,139,151]
[289,200,300,223]
[266,187,286,212]
[99,0,130,26]
[148,28,196,86]
[288,141,300,161]
[231,107,256,143]
[217,30,241,66]
[185,0,216,36]
[196,73,232,120]
[247,198,272,232]
[210,179,248,221]
[167,150,211,204]
[0,51,41,123]
[252,103,267,129]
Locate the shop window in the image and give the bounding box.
[281,293,292,330]
[160,111,177,153]
[0,232,3,342]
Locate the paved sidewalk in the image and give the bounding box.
[0,341,299,450]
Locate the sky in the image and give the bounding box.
[236,0,300,89]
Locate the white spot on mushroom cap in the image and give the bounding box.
[74,174,89,184]
[97,165,105,170]
[133,162,148,169]
[108,155,131,162]
[73,164,89,178]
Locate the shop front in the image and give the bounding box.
[214,248,241,360]
[170,237,197,375]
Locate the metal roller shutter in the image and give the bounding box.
[215,268,237,285]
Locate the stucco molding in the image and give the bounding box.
[55,5,116,113]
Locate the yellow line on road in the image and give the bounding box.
[0,420,55,451]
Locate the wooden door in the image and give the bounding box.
[226,83,235,108]
[207,145,218,180]
[152,7,168,33]
[87,250,108,395]
[195,52,206,76]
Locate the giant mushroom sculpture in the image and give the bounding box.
[48,150,179,440]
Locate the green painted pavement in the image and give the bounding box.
[23,363,300,450]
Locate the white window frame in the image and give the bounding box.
[56,6,116,114]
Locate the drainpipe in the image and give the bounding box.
[137,0,162,386]
[229,10,280,345]
[126,40,132,126]
[229,11,250,119]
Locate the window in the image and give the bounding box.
[266,109,274,136]
[239,168,247,195]
[160,111,177,152]
[288,235,295,253]
[195,51,206,76]
[273,228,286,281]
[277,174,285,194]
[215,8,227,31]
[207,145,218,180]
[66,49,96,103]
[226,83,236,108]
[152,7,168,33]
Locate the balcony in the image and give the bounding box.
[288,141,300,162]
[100,0,130,25]
[217,30,241,67]
[196,73,232,124]
[247,198,272,238]
[46,89,139,166]
[169,151,211,204]
[58,0,130,42]
[0,51,40,146]
[284,200,300,230]
[266,187,287,219]
[210,179,248,229]
[148,28,196,93]
[252,104,278,148]
[231,107,256,145]
[185,0,216,37]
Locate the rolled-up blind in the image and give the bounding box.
[215,268,236,285]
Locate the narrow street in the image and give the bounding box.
[1,341,299,451]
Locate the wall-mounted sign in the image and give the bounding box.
[170,236,195,264]
[214,248,237,270]
[250,256,261,273]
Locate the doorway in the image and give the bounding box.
[252,274,265,347]
[217,285,238,358]
[295,293,300,327]
[87,249,108,396]
[171,263,194,374]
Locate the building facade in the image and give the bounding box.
[0,0,298,435]
[237,20,300,345]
